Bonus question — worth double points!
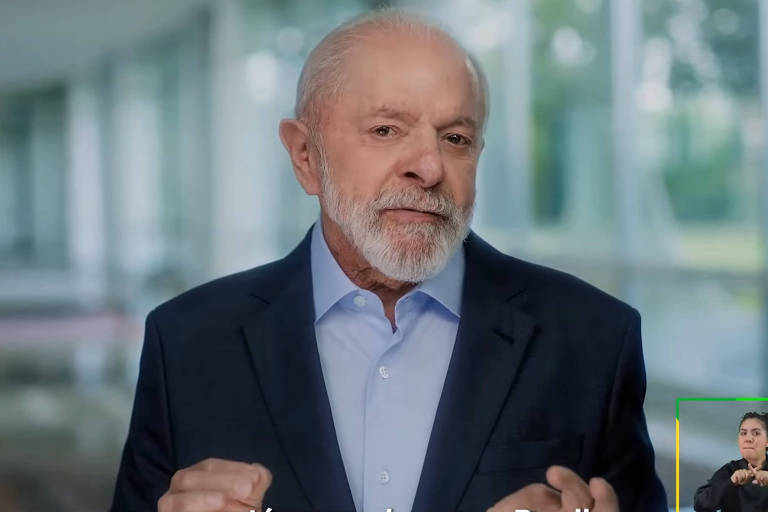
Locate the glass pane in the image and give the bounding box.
[0,88,68,268]
[529,0,615,260]
[640,0,762,270]
[638,0,764,388]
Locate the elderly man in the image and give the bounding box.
[111,9,667,512]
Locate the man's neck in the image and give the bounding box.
[320,212,416,330]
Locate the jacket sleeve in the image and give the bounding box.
[596,309,668,512]
[694,464,736,512]
[111,311,176,511]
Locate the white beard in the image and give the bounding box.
[317,145,474,283]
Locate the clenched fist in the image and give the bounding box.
[488,466,619,512]
[158,458,272,512]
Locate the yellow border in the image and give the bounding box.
[675,418,679,512]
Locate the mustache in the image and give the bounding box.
[369,187,460,217]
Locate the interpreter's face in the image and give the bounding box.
[316,31,483,282]
[738,418,768,462]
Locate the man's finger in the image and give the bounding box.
[224,500,264,512]
[166,458,274,511]
[589,477,619,512]
[488,483,561,512]
[546,466,593,511]
[194,458,263,475]
[243,464,273,506]
[190,458,272,505]
[170,469,261,501]
[158,490,225,512]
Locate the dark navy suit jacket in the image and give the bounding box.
[111,230,667,511]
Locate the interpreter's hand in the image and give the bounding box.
[487,465,619,512]
[158,458,272,512]
[748,464,768,487]
[730,468,754,486]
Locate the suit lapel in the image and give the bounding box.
[411,233,538,512]
[241,233,355,512]
[239,230,536,512]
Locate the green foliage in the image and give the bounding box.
[643,0,759,96]
[530,0,611,222]
[529,0,758,224]
[643,0,758,223]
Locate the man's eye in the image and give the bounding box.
[372,126,394,137]
[445,133,470,146]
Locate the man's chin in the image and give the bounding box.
[378,222,464,258]
[380,217,446,237]
[380,232,441,254]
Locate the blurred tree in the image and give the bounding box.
[643,0,759,223]
[644,0,758,96]
[530,0,611,223]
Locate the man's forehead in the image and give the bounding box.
[346,32,475,86]
[340,59,481,126]
[347,45,467,81]
[358,103,479,129]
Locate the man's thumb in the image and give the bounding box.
[589,477,619,512]
[245,464,273,508]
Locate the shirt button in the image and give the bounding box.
[378,365,390,379]
[378,470,390,484]
[353,295,366,308]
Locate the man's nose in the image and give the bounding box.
[399,134,445,188]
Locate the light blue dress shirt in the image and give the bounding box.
[310,222,464,512]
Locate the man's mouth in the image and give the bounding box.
[383,207,445,220]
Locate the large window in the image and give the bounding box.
[636,0,764,394]
[0,88,67,269]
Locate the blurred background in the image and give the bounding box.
[0,0,766,510]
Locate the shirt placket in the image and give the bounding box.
[362,306,408,512]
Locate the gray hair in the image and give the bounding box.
[294,9,489,134]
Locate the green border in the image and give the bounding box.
[676,397,768,419]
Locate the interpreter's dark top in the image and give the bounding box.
[694,458,768,512]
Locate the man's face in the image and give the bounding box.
[313,31,483,282]
[738,418,768,462]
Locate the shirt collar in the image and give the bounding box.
[311,221,359,322]
[310,220,465,322]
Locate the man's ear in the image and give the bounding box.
[279,118,321,196]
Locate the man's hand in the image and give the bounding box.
[488,466,619,512]
[731,468,754,486]
[158,458,272,512]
